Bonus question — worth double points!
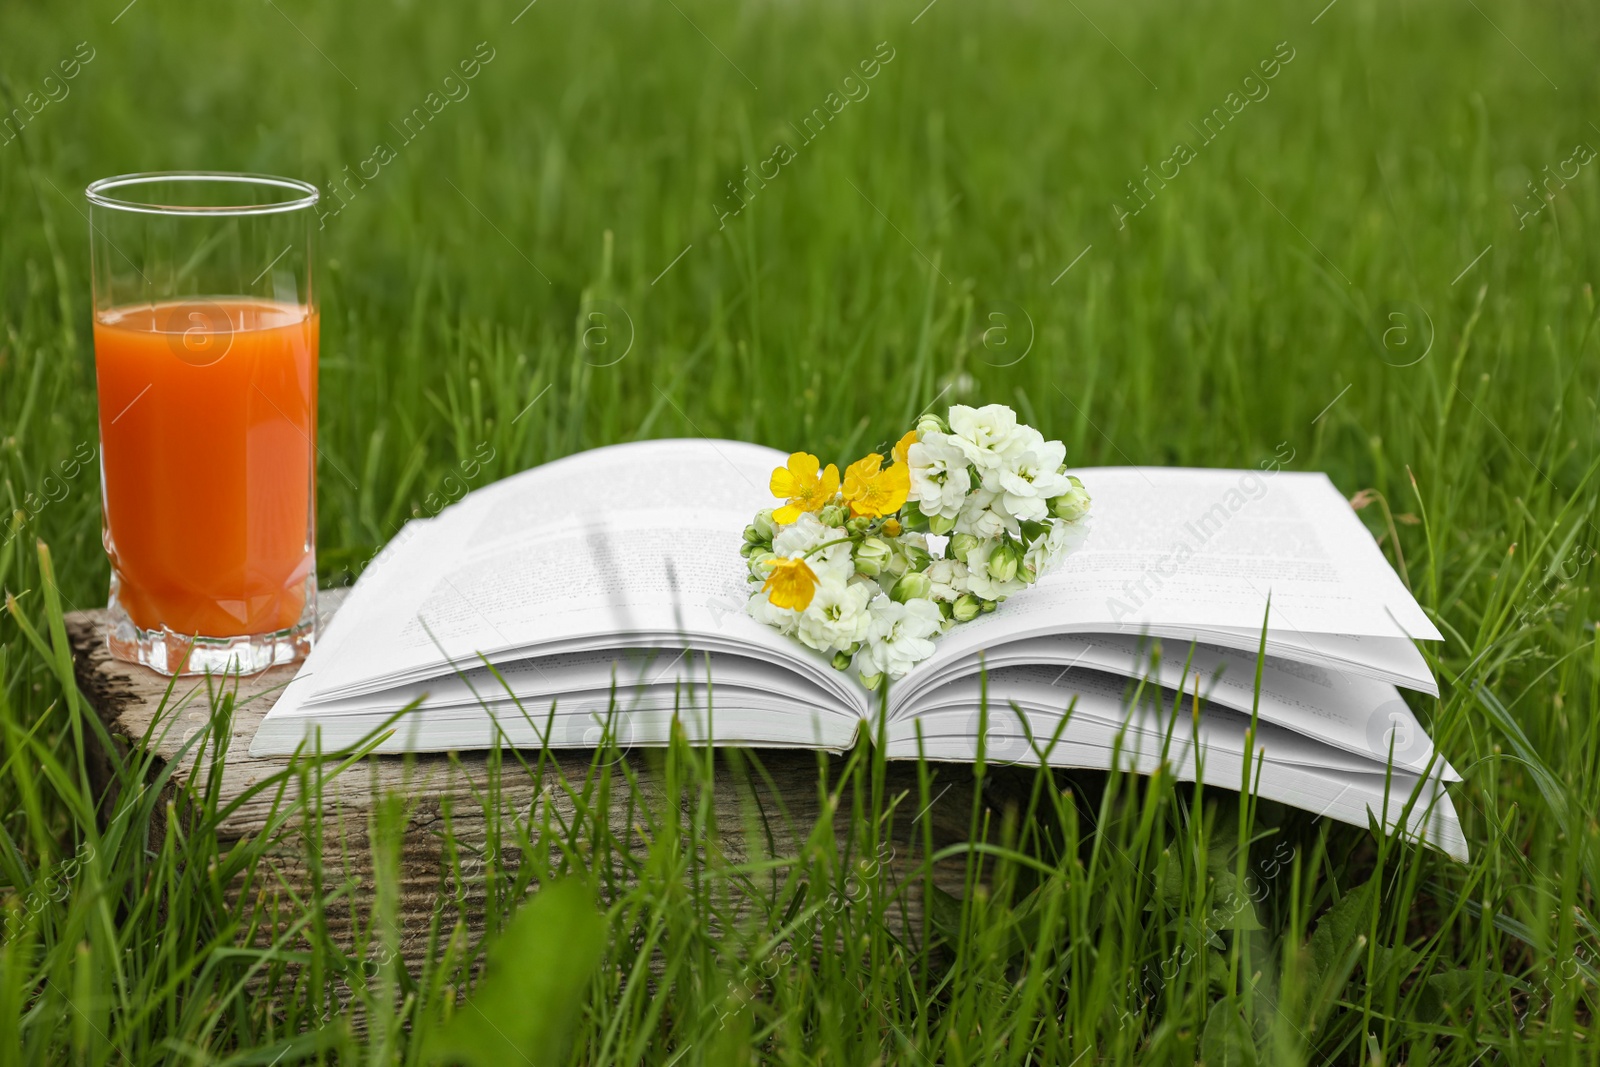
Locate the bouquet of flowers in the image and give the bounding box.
[742,403,1092,688]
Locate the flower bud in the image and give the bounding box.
[881,517,903,537]
[743,524,765,544]
[819,504,848,528]
[832,649,854,671]
[860,670,884,691]
[988,542,1019,583]
[890,571,932,603]
[916,413,947,436]
[1048,477,1091,522]
[949,533,980,560]
[747,550,775,580]
[979,598,998,613]
[952,594,982,622]
[845,515,874,535]
[855,536,892,577]
[753,509,779,541]
[925,512,956,535]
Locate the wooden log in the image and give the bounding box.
[65,590,1014,975]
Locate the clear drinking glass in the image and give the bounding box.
[86,172,320,675]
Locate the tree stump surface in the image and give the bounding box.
[66,589,1008,973]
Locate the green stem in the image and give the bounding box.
[801,536,856,559]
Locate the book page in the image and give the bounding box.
[889,666,1465,859]
[359,699,856,752]
[902,666,1376,772]
[903,467,1440,691]
[254,678,859,755]
[895,634,1456,779]
[1058,467,1439,638]
[287,646,855,719]
[1194,627,1436,695]
[260,439,866,725]
[1075,467,1440,633]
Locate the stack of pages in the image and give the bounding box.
[251,439,1464,859]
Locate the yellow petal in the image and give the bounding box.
[772,503,802,524]
[788,452,820,480]
[762,557,817,611]
[770,467,798,498]
[892,430,917,467]
[879,463,910,513]
[841,455,882,507]
[844,454,883,484]
[819,463,840,499]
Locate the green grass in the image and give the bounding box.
[3,0,1600,1061]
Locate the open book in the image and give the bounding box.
[251,439,1465,859]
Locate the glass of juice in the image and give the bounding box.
[86,172,320,675]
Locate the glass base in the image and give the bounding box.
[105,584,316,676]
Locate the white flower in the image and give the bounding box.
[947,404,1026,473]
[974,425,1039,493]
[1023,517,1091,580]
[924,557,970,601]
[906,431,972,521]
[994,435,1071,522]
[955,488,1016,540]
[746,590,799,635]
[772,512,853,584]
[862,598,943,679]
[962,539,1028,600]
[772,511,837,556]
[899,531,931,556]
[795,579,874,654]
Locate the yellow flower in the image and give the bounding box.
[842,453,911,518]
[770,452,840,524]
[761,556,818,611]
[892,430,917,466]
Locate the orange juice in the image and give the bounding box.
[93,299,318,637]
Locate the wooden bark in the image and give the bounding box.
[66,590,1012,975]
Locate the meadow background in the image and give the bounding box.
[2,0,1599,1062]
